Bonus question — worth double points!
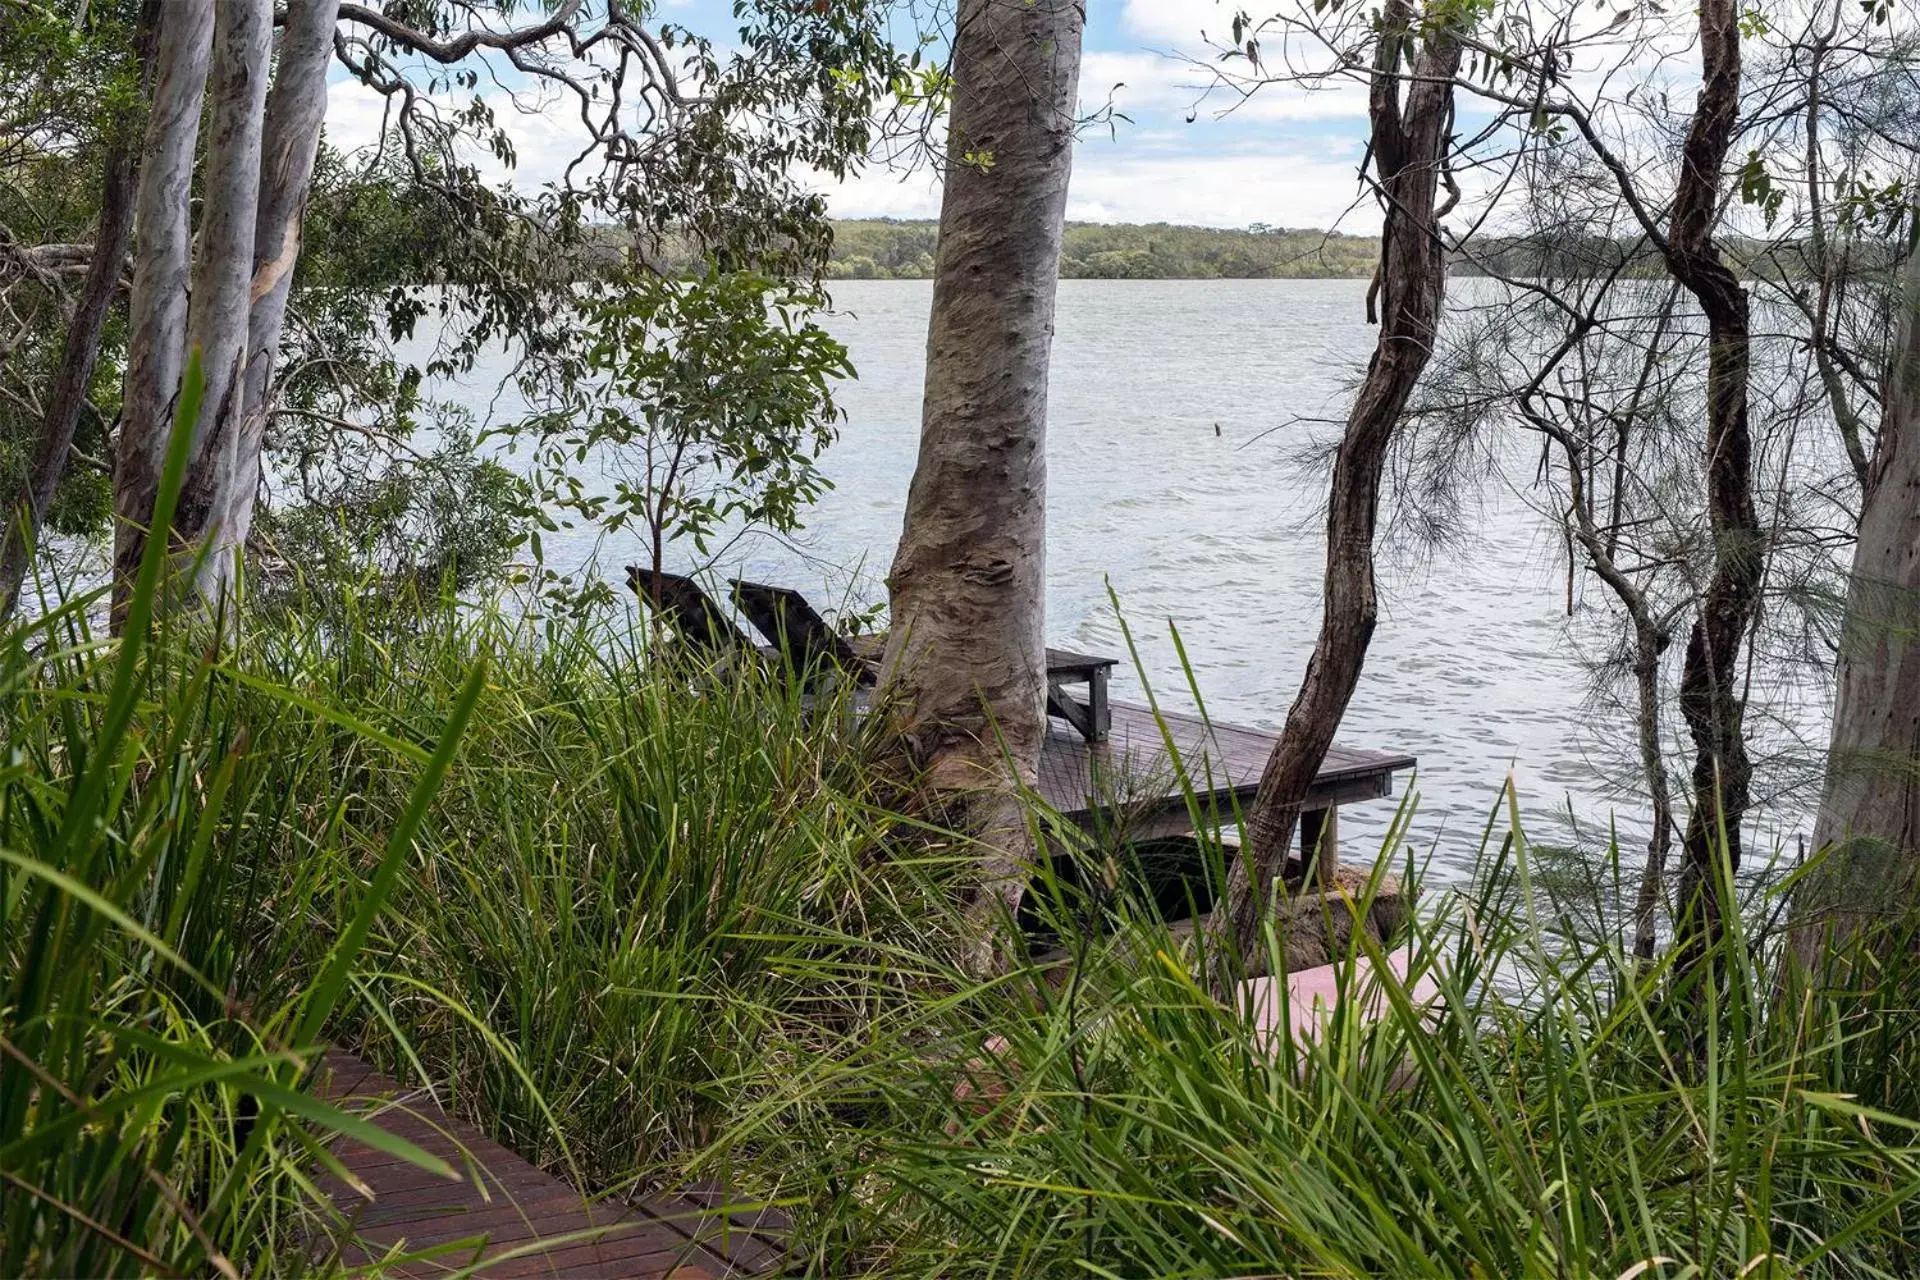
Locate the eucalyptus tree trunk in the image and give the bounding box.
[184,0,342,595]
[1664,0,1760,952]
[113,0,213,626]
[878,0,1083,966]
[113,0,295,625]
[169,0,272,607]
[0,0,159,620]
[1212,1,1461,967]
[1790,252,1920,962]
[112,0,312,625]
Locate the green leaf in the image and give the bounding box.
[295,659,489,1047]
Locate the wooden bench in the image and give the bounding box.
[845,631,1117,742]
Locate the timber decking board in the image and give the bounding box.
[351,1193,590,1236]
[657,1183,793,1275]
[845,632,1117,677]
[1035,698,1416,825]
[311,1050,783,1278]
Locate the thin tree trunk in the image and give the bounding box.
[1565,417,1677,962]
[113,0,213,628]
[1607,295,1682,961]
[1790,251,1920,962]
[1212,2,1461,967]
[1664,0,1760,951]
[1629,627,1677,959]
[1530,402,1678,962]
[0,0,160,619]
[878,0,1083,970]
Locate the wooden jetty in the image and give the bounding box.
[629,572,1417,877]
[1036,696,1416,854]
[311,1051,787,1279]
[721,580,1415,855]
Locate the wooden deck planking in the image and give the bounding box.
[656,1184,793,1276]
[846,632,1116,676]
[311,1051,786,1279]
[1037,698,1415,836]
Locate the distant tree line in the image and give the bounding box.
[824,219,1382,279]
[1451,229,1912,283]
[819,220,1905,284]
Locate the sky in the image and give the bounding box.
[325,1,1381,232]
[818,0,1379,228]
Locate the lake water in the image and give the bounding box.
[477,278,1819,888]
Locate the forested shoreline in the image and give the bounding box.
[826,218,1382,278]
[824,219,1906,282]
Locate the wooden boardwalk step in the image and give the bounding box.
[309,1051,789,1278]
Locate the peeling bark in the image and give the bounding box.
[1212,2,1461,966]
[879,0,1083,967]
[192,0,343,597]
[1791,252,1920,960]
[112,0,279,622]
[172,0,273,607]
[113,0,213,627]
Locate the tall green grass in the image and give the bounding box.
[0,358,467,1276]
[713,800,1920,1277]
[251,589,1920,1276]
[234,590,953,1191]
[7,506,1920,1275]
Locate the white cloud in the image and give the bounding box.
[1121,0,1241,46]
[817,163,944,221]
[822,141,1367,231]
[324,75,389,157]
[325,72,614,192]
[1063,147,1365,228]
[1081,49,1208,116]
[1085,43,1369,125]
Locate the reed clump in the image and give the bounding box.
[5,574,1919,1276]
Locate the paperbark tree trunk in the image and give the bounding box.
[1212,2,1461,967]
[1664,0,1760,953]
[169,0,271,608]
[109,0,336,625]
[186,0,342,596]
[0,0,160,620]
[113,0,213,628]
[1790,252,1920,961]
[878,0,1083,967]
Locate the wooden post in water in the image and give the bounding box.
[1301,807,1339,891]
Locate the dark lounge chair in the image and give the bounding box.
[624,566,758,657]
[732,578,1120,737]
[730,578,876,686]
